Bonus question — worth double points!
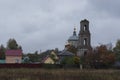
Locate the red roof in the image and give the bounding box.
[5,50,22,56]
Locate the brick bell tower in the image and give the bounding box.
[77,19,92,56]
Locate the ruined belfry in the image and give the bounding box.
[77,19,92,56]
[68,19,92,56]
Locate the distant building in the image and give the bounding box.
[41,55,55,64]
[58,49,75,64]
[58,50,74,57]
[5,50,22,63]
[67,19,92,56]
[68,26,78,48]
[77,19,92,56]
[41,50,58,64]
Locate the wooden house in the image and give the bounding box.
[5,50,22,63]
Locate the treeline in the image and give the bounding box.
[1,38,120,69]
[64,40,120,68]
[89,40,120,68]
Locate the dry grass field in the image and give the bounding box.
[0,68,120,80]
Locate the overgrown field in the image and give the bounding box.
[0,68,120,80]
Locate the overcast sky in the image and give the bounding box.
[0,0,120,53]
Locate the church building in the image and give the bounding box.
[68,19,92,56]
[68,26,78,48]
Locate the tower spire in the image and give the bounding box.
[73,24,77,36]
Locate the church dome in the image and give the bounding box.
[68,27,78,41]
[68,35,78,41]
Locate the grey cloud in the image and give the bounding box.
[88,0,120,18]
[0,0,119,53]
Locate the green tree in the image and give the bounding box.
[113,39,120,61]
[50,54,56,62]
[54,48,59,54]
[7,38,21,50]
[0,45,6,59]
[27,51,40,62]
[61,56,74,65]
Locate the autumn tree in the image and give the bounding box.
[67,45,77,55]
[7,38,22,50]
[74,56,80,64]
[95,45,115,66]
[86,45,115,68]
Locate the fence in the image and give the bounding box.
[0,63,80,69]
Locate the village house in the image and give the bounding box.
[5,49,22,63]
[41,50,59,64]
[41,55,55,64]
